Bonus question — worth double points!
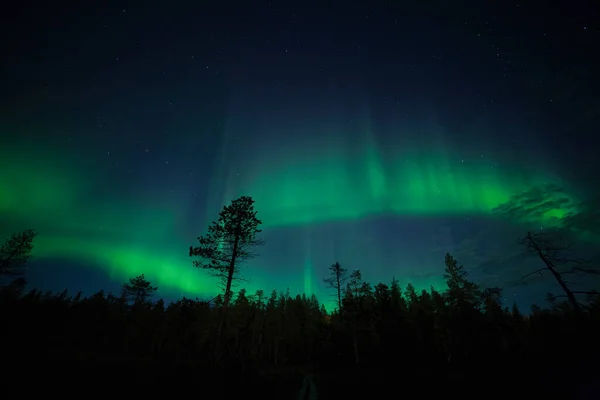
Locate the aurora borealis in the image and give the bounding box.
[1,2,598,310]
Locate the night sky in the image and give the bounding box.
[1,1,599,310]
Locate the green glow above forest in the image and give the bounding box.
[0,128,580,307]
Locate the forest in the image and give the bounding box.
[1,196,599,399]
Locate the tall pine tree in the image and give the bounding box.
[189,196,263,307]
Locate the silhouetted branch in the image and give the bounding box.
[574,267,600,275]
[548,290,598,302]
[521,268,546,280]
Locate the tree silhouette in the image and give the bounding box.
[0,248,598,397]
[190,195,263,307]
[323,261,348,312]
[443,253,481,309]
[121,274,158,304]
[0,229,38,277]
[519,231,598,312]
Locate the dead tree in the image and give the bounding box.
[323,261,349,312]
[519,231,598,312]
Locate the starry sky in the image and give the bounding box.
[1,1,599,310]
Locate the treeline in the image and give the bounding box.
[1,197,600,398]
[1,257,599,397]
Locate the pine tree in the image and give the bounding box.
[323,261,348,312]
[121,274,158,304]
[189,196,263,307]
[347,269,363,299]
[443,253,481,309]
[389,277,405,311]
[373,283,390,309]
[0,229,38,277]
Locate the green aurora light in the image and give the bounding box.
[0,129,580,309]
[218,130,576,229]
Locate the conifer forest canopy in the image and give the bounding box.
[1,2,599,310]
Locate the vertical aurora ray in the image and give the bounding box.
[221,121,578,229]
[303,228,313,296]
[361,109,389,207]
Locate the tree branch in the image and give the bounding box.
[521,268,546,280]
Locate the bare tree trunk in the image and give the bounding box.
[223,224,241,308]
[545,257,581,312]
[527,234,582,313]
[215,225,240,363]
[336,274,342,312]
